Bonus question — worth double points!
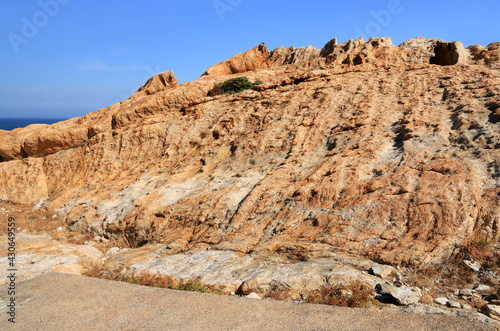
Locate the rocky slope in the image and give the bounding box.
[0,36,499,286]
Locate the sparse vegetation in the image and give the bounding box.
[84,264,220,294]
[0,201,67,238]
[408,236,499,296]
[265,281,379,308]
[304,282,379,308]
[207,77,262,97]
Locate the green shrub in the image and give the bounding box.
[207,77,262,97]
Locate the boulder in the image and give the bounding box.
[375,283,422,305]
[447,301,461,309]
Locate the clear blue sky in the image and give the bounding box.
[0,0,498,118]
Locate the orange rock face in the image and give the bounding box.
[0,37,499,267]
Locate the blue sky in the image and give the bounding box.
[0,0,498,118]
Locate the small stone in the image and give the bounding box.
[463,260,481,272]
[369,264,396,279]
[16,227,21,231]
[447,300,461,309]
[246,292,261,300]
[230,292,235,296]
[434,297,449,306]
[57,227,64,232]
[474,284,491,293]
[340,289,353,297]
[107,247,120,255]
[52,215,57,218]
[459,289,473,296]
[481,304,500,321]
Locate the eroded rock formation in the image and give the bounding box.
[0,37,499,269]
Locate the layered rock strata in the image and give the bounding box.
[0,37,499,269]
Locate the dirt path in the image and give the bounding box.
[0,273,496,330]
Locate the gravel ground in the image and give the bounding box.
[0,273,496,331]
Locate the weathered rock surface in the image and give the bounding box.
[104,246,382,293]
[129,71,178,99]
[0,36,499,272]
[0,233,102,285]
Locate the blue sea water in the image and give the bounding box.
[0,118,68,131]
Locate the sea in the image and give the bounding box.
[0,118,68,131]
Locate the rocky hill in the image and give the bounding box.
[0,37,499,319]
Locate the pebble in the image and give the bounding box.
[375,283,422,305]
[434,297,449,306]
[107,247,120,255]
[57,227,64,232]
[459,289,474,296]
[474,284,491,293]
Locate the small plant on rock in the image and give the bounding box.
[207,77,262,97]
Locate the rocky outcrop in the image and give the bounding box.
[2,37,499,162]
[0,37,499,270]
[203,43,271,76]
[469,42,500,67]
[129,71,178,99]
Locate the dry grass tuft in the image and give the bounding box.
[304,282,379,308]
[84,263,221,294]
[0,201,68,238]
[408,236,499,298]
